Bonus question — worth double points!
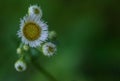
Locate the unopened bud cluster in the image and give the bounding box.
[15,4,58,72]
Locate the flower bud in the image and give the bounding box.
[16,48,22,54]
[14,60,27,72]
[23,45,29,51]
[42,42,57,57]
[49,31,57,40]
[28,5,42,18]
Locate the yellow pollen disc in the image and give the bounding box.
[34,8,40,14]
[23,22,41,41]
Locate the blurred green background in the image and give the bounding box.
[0,0,120,81]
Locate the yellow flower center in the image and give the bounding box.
[23,22,41,41]
[34,8,40,14]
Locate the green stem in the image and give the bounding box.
[32,60,57,81]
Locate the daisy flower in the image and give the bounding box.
[17,15,48,47]
[42,42,57,56]
[28,5,42,18]
[14,60,27,72]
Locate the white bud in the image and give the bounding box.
[14,60,27,72]
[28,5,42,18]
[42,42,57,57]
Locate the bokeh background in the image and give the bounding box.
[0,0,120,81]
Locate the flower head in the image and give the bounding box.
[17,14,48,47]
[42,42,57,56]
[14,60,27,72]
[28,5,42,18]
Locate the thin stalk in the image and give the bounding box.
[31,60,57,81]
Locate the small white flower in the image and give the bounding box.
[42,42,57,56]
[17,14,48,47]
[28,5,42,18]
[14,60,27,72]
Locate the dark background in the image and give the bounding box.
[0,0,120,81]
